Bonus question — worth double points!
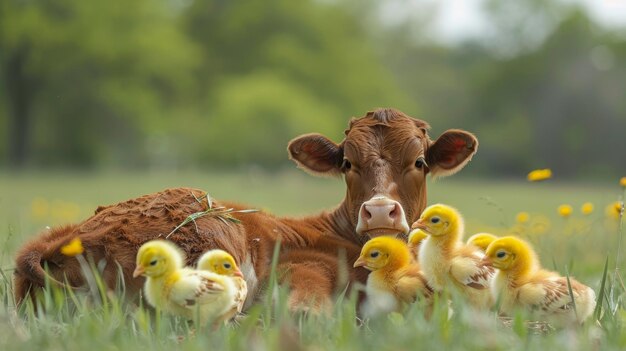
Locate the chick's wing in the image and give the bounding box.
[519,277,578,313]
[169,270,226,308]
[395,265,433,302]
[233,278,248,313]
[450,250,495,290]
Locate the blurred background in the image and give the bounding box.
[1,0,625,179]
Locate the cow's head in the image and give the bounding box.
[288,108,477,242]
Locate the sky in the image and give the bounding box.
[421,0,626,42]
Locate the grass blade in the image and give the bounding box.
[564,265,578,319]
[264,238,283,325]
[594,256,609,320]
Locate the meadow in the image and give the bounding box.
[0,170,624,350]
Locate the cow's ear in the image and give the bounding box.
[426,129,478,178]
[288,133,343,176]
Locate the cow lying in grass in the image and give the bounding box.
[14,108,478,312]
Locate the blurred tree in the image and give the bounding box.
[175,0,414,168]
[0,87,5,160]
[195,72,341,167]
[0,0,200,168]
[468,9,626,178]
[372,24,474,132]
[370,1,626,179]
[183,0,413,117]
[1,0,624,178]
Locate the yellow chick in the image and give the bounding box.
[196,249,248,320]
[408,228,429,260]
[466,233,498,252]
[485,236,596,326]
[133,240,239,325]
[413,204,495,309]
[354,236,432,317]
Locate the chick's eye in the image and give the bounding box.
[370,251,379,258]
[431,217,440,224]
[496,251,506,259]
[149,260,157,266]
[223,263,231,269]
[342,159,352,171]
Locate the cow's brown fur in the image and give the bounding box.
[13,108,478,310]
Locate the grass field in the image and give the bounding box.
[0,170,624,350]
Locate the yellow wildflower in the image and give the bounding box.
[527,169,552,182]
[620,177,626,188]
[557,204,573,218]
[581,202,594,215]
[605,201,624,220]
[515,212,530,224]
[60,237,84,257]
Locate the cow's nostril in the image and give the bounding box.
[388,203,401,220]
[362,206,373,220]
[389,208,397,219]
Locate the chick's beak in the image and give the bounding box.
[234,269,244,278]
[353,256,366,268]
[411,219,428,231]
[133,265,145,278]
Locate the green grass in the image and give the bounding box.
[0,171,624,350]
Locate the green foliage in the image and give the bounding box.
[196,72,342,167]
[463,9,626,178]
[0,0,625,178]
[0,108,5,159]
[369,2,626,179]
[180,0,412,167]
[183,0,411,115]
[0,0,200,167]
[0,0,413,169]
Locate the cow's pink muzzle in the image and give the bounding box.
[355,195,410,237]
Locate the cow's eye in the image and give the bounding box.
[496,251,506,259]
[415,157,427,169]
[342,159,352,170]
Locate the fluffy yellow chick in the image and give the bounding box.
[413,204,495,309]
[408,228,428,260]
[466,233,498,252]
[354,236,432,318]
[485,236,596,326]
[133,240,239,325]
[196,249,247,320]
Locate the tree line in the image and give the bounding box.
[1,0,624,179]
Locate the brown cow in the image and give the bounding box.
[13,108,478,311]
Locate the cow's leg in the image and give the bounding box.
[275,249,357,314]
[278,261,334,313]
